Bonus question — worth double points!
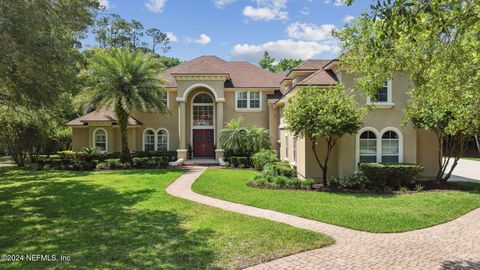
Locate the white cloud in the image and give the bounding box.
[287,22,336,41]
[300,7,310,15]
[213,0,237,8]
[231,39,340,62]
[195,34,211,45]
[324,0,347,6]
[99,0,110,9]
[343,15,355,23]
[242,0,288,21]
[165,32,178,42]
[145,0,166,13]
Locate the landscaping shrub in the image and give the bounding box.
[359,163,424,188]
[131,151,177,161]
[228,156,251,168]
[251,149,278,170]
[327,174,369,190]
[271,162,297,178]
[133,157,169,168]
[252,175,314,191]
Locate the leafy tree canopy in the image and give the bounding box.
[336,0,480,180]
[285,85,363,185]
[258,51,303,73]
[0,0,99,108]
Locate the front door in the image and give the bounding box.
[193,129,214,158]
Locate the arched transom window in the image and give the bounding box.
[192,93,214,127]
[143,129,169,151]
[381,130,399,163]
[93,128,107,152]
[357,127,403,165]
[359,131,377,163]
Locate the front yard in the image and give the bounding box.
[0,169,332,270]
[192,168,480,233]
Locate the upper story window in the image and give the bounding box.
[160,91,168,107]
[367,80,393,106]
[236,90,261,110]
[93,128,107,152]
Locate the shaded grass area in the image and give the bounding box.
[192,168,480,233]
[0,169,333,270]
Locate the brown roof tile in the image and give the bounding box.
[67,109,142,126]
[297,69,338,86]
[159,55,282,88]
[292,59,332,71]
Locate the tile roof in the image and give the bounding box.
[160,55,283,88]
[292,59,332,71]
[297,69,338,86]
[67,109,142,126]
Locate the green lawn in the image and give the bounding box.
[0,169,333,270]
[192,168,480,233]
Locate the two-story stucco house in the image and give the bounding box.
[68,55,439,179]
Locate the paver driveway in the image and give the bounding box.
[166,166,480,270]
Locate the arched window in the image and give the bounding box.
[192,93,214,127]
[193,93,213,103]
[359,131,377,163]
[93,128,107,152]
[157,129,169,151]
[381,130,400,163]
[143,129,155,152]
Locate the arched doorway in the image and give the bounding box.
[191,92,215,158]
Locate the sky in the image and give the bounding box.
[85,0,372,63]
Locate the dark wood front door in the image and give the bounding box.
[193,129,214,158]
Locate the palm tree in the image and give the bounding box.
[77,48,168,164]
[220,117,248,155]
[247,126,271,153]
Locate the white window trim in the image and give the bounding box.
[162,90,169,109]
[355,126,404,170]
[366,80,394,109]
[284,134,289,161]
[142,128,156,151]
[380,127,403,163]
[156,128,170,151]
[291,136,297,166]
[92,127,108,152]
[235,90,262,112]
[142,128,170,151]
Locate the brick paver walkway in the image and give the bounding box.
[166,166,480,270]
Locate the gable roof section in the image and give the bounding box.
[67,109,142,126]
[293,59,332,71]
[297,69,338,86]
[159,55,282,88]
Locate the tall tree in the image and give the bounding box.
[0,0,99,108]
[77,48,169,163]
[259,51,276,72]
[258,51,303,73]
[284,86,363,186]
[146,28,170,53]
[335,0,480,181]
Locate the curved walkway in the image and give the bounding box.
[166,166,480,270]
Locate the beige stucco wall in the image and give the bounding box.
[278,70,439,179]
[71,128,89,151]
[223,90,272,128]
[130,90,179,151]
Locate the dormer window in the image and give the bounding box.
[367,80,394,108]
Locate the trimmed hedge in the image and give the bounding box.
[252,175,314,190]
[359,163,424,188]
[263,162,297,178]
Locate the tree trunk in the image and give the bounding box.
[475,134,480,155]
[311,137,337,187]
[115,104,132,164]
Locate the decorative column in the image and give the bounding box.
[215,100,224,160]
[177,101,188,160]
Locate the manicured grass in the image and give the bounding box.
[0,169,333,270]
[192,168,480,233]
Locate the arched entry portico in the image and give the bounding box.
[176,85,224,160]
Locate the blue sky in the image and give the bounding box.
[86,0,371,63]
